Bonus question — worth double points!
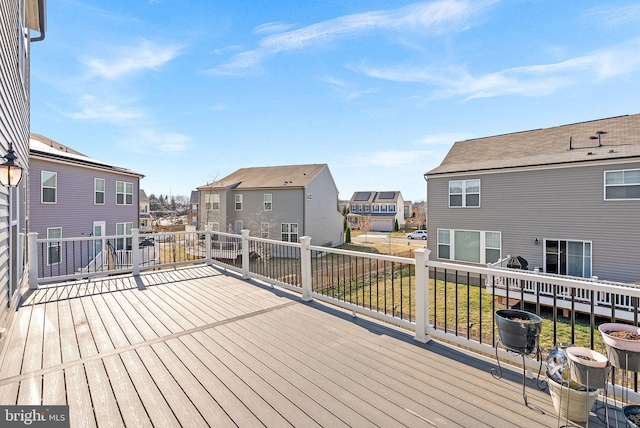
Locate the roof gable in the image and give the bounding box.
[428,114,640,175]
[198,164,328,190]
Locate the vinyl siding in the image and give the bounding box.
[427,161,640,283]
[303,166,343,246]
[231,188,305,239]
[29,157,140,276]
[0,0,31,353]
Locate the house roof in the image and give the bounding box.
[139,189,149,203]
[190,190,199,204]
[197,164,328,191]
[427,114,640,176]
[30,133,145,178]
[349,191,401,203]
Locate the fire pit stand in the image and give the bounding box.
[491,309,545,406]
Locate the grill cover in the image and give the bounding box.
[506,255,528,270]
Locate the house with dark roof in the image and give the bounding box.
[425,114,640,284]
[347,191,406,232]
[187,190,199,227]
[29,133,145,277]
[196,164,343,247]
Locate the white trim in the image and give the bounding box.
[604,168,640,201]
[448,179,480,208]
[116,181,133,205]
[46,227,62,265]
[41,170,57,204]
[94,178,105,205]
[436,228,501,264]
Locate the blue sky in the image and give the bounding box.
[30,0,640,202]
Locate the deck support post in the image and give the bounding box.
[414,248,431,343]
[241,229,250,279]
[28,232,38,289]
[205,225,212,264]
[300,236,312,302]
[132,228,140,276]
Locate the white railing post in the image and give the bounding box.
[299,236,312,302]
[132,228,140,275]
[205,225,212,264]
[414,248,431,343]
[28,232,38,289]
[241,229,250,279]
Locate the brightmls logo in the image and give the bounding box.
[1,406,69,427]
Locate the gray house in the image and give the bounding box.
[426,114,640,284]
[0,0,46,353]
[196,164,343,247]
[29,133,144,276]
[347,191,406,232]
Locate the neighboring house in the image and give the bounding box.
[347,191,405,232]
[404,200,413,221]
[139,189,152,233]
[0,0,46,353]
[196,164,343,247]
[187,190,199,227]
[425,114,640,284]
[29,133,145,277]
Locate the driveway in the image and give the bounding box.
[352,232,427,246]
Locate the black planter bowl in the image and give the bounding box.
[624,405,640,428]
[495,309,542,355]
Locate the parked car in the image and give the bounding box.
[407,230,428,240]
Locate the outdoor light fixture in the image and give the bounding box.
[534,238,539,245]
[0,143,24,188]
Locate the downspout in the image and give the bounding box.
[31,0,47,42]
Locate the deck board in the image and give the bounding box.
[0,265,615,427]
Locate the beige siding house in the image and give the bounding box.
[347,191,406,232]
[0,0,46,352]
[426,114,640,284]
[197,164,343,247]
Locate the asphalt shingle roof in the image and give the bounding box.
[197,164,327,190]
[427,114,640,176]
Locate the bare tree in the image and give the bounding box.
[360,216,372,243]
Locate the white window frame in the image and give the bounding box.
[281,223,299,243]
[116,181,133,205]
[47,227,62,265]
[235,194,243,211]
[261,222,270,238]
[210,193,220,210]
[544,239,592,278]
[42,171,57,204]
[436,228,501,264]
[115,222,133,251]
[449,179,481,208]
[604,169,640,200]
[264,194,272,211]
[95,178,105,205]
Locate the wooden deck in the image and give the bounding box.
[0,265,616,427]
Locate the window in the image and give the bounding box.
[281,223,298,243]
[389,204,396,213]
[235,194,243,211]
[204,193,219,211]
[116,181,133,205]
[42,171,57,203]
[449,179,480,207]
[261,222,270,238]
[116,222,133,251]
[264,194,272,211]
[364,205,370,212]
[605,169,640,200]
[545,239,592,278]
[47,227,62,265]
[437,229,501,264]
[191,204,198,213]
[94,178,105,204]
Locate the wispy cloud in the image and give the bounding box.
[355,37,640,100]
[583,4,640,28]
[84,39,183,80]
[253,21,296,35]
[122,129,191,154]
[64,94,144,123]
[347,88,378,100]
[207,0,496,76]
